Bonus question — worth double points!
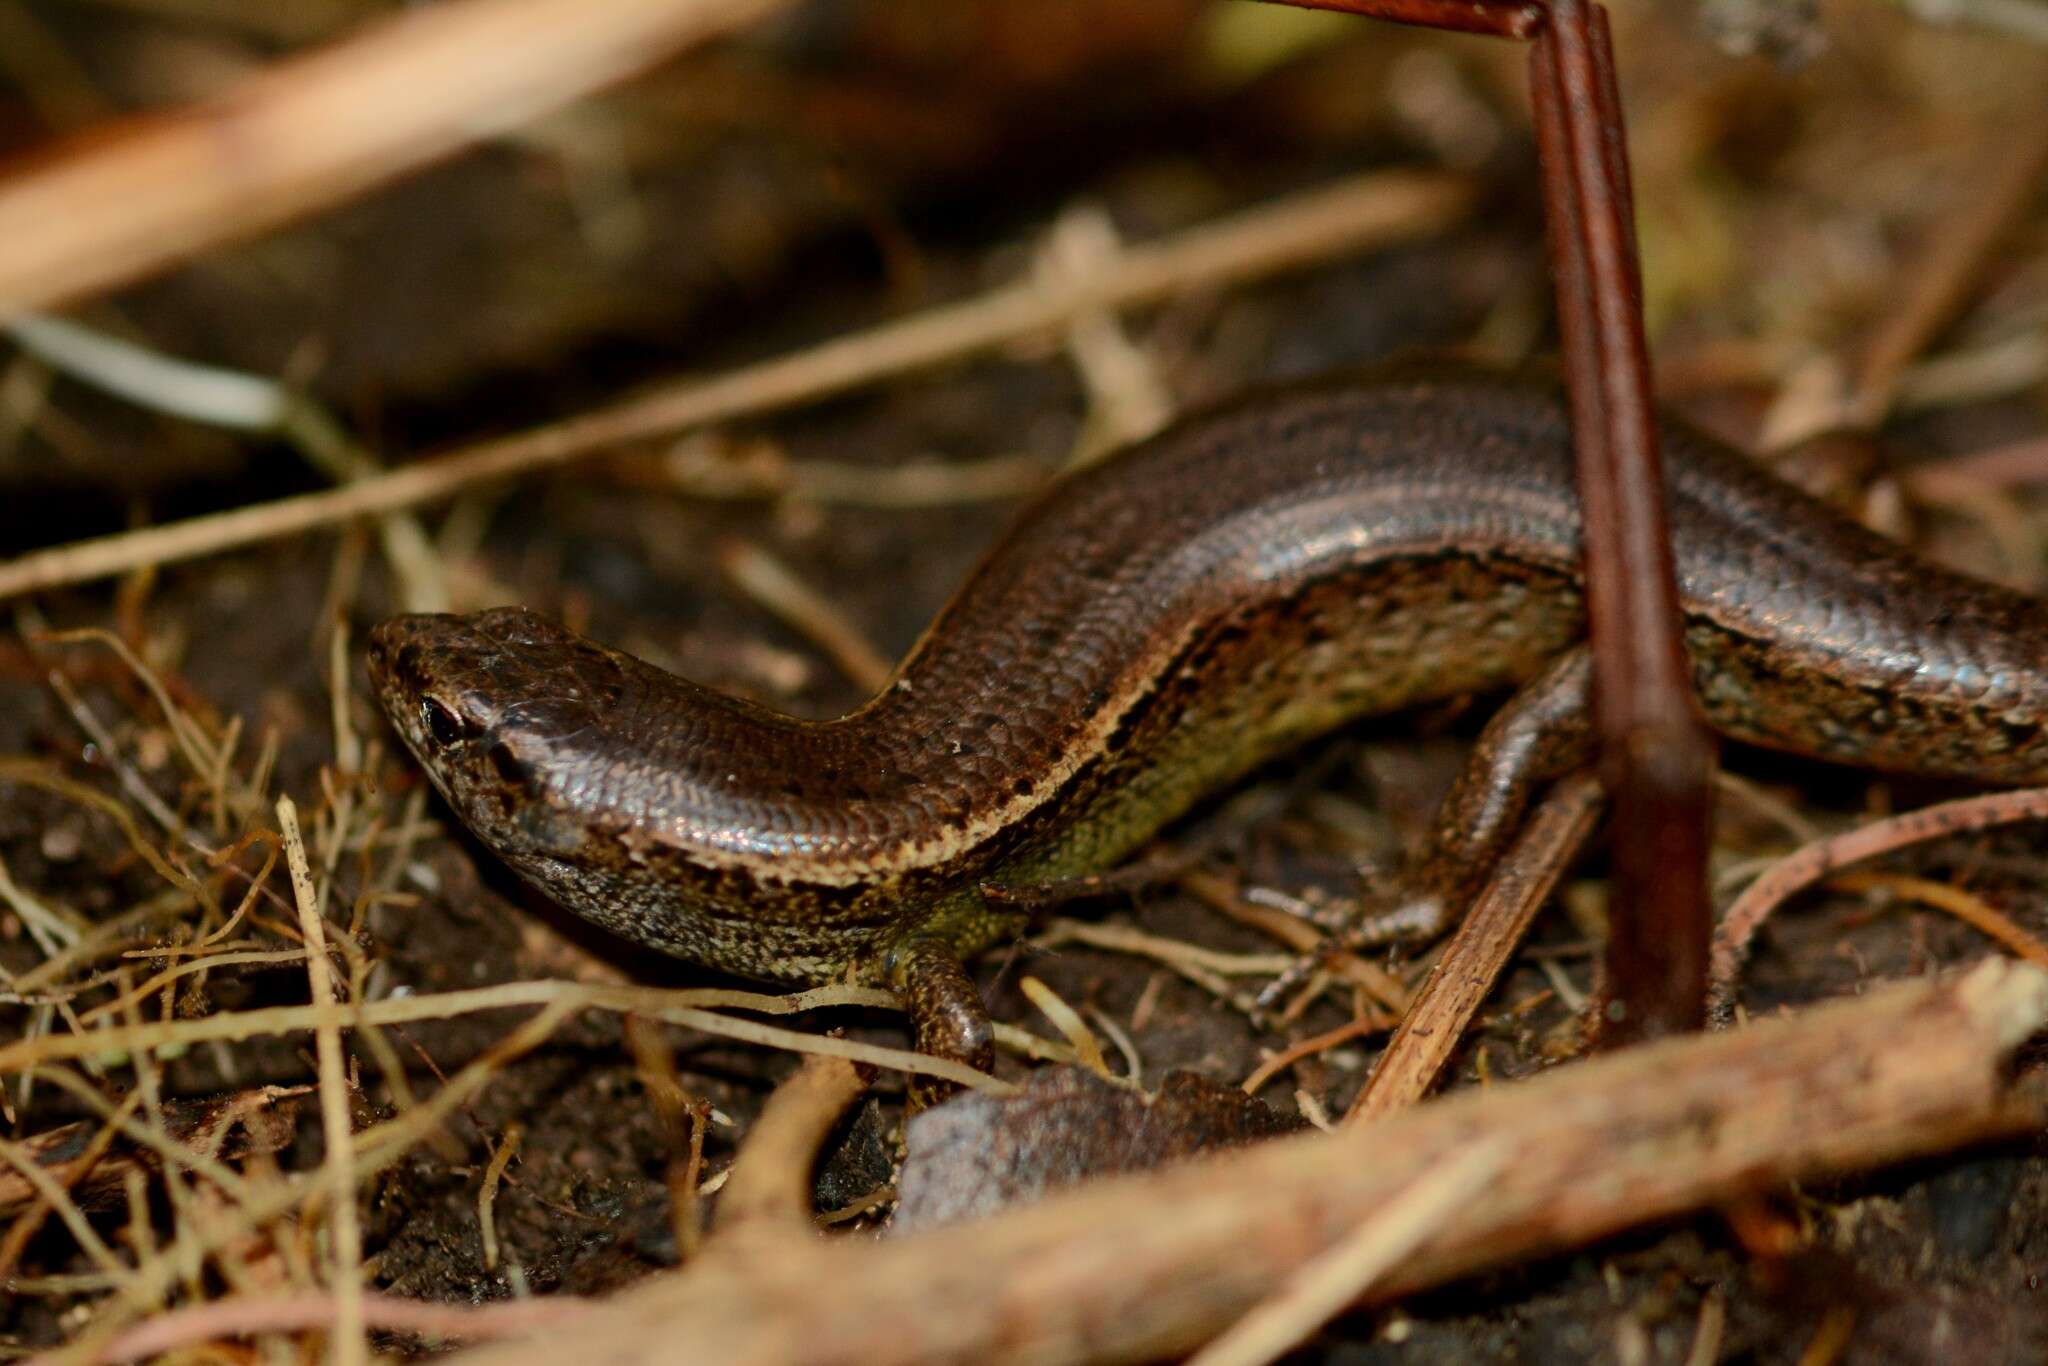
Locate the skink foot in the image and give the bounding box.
[1251,889,1452,1014]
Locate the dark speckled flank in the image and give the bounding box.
[369,368,2048,1089]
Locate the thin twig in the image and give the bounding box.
[1684,1291,1727,1366]
[1239,1011,1396,1097]
[1904,432,2048,500]
[0,0,794,318]
[1708,786,2048,1020]
[623,1018,713,1259]
[1179,871,1412,1014]
[1039,205,1176,467]
[712,1057,867,1238]
[1349,773,1605,1120]
[715,538,894,695]
[639,438,1051,507]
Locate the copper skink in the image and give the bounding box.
[368,368,2048,1093]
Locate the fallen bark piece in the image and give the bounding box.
[896,1068,1301,1232]
[451,960,2048,1366]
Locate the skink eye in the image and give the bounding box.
[419,697,467,746]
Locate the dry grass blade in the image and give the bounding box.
[276,795,365,1366]
[4,314,287,430]
[477,1127,522,1273]
[78,1290,593,1366]
[0,978,1003,1095]
[1017,977,1116,1082]
[45,1001,582,1363]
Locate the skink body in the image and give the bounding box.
[368,370,2048,1084]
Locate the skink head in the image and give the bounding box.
[367,607,621,860]
[367,606,895,982]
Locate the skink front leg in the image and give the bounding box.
[884,934,994,1111]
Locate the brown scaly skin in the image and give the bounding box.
[368,368,2048,1098]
